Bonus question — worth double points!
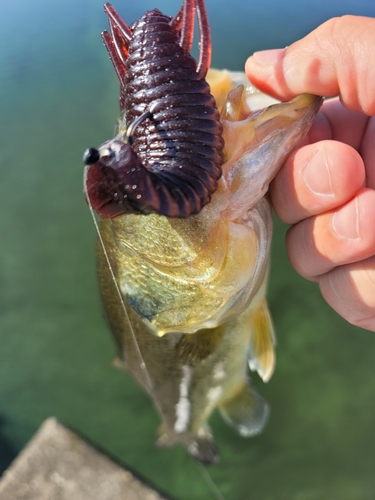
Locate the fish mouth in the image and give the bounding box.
[249,93,323,147]
[254,93,323,126]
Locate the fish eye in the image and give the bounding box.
[83,147,100,165]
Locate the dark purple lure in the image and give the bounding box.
[83,0,224,218]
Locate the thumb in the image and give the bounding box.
[245,15,375,115]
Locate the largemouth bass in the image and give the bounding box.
[83,0,322,464]
[86,70,321,464]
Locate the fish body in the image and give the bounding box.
[99,230,272,463]
[91,68,322,463]
[83,0,322,465]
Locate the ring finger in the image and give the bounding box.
[286,188,375,279]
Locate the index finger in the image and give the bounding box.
[245,16,375,116]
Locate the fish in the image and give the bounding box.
[83,0,322,464]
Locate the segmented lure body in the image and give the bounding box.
[84,1,223,218]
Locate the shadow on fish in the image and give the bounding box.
[83,0,322,464]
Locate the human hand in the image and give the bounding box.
[245,16,375,331]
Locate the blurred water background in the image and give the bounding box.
[1,0,375,498]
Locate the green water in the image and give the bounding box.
[1,0,375,498]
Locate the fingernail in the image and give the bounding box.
[332,198,360,240]
[252,48,285,66]
[302,148,334,196]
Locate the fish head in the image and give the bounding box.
[92,71,322,337]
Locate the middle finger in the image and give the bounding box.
[286,188,375,279]
[271,140,365,224]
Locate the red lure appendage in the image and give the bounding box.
[83,0,224,218]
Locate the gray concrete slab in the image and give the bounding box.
[0,418,168,500]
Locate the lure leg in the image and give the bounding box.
[174,0,195,53]
[102,3,132,109]
[170,3,184,31]
[103,3,130,68]
[195,0,211,78]
[101,31,126,83]
[101,30,127,109]
[104,3,132,43]
[106,24,128,67]
[171,0,210,77]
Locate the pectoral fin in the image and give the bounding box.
[248,299,276,383]
[218,382,269,437]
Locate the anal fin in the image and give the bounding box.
[218,381,269,437]
[248,299,276,383]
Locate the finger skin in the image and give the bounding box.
[318,256,375,331]
[245,16,375,115]
[270,140,366,224]
[286,188,375,279]
[246,15,375,331]
[361,116,375,189]
[319,98,370,151]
